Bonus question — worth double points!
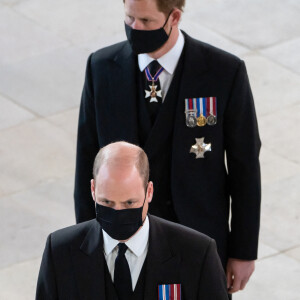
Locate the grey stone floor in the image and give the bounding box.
[0,0,299,299]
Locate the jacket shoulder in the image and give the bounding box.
[90,41,128,64]
[184,32,242,71]
[49,220,95,249]
[149,215,212,251]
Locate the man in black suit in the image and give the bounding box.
[37,142,228,299]
[74,0,261,295]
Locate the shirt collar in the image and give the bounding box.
[138,30,185,75]
[102,216,149,257]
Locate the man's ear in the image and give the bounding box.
[170,8,181,27]
[91,179,96,201]
[146,181,154,203]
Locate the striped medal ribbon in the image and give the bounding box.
[206,97,217,125]
[185,98,197,128]
[158,284,181,300]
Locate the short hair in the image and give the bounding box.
[123,0,186,15]
[93,142,150,189]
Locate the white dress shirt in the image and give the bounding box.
[102,216,149,290]
[138,30,185,102]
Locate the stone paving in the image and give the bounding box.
[0,0,299,299]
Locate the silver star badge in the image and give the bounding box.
[190,137,212,158]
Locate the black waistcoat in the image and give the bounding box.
[137,50,185,222]
[104,259,147,300]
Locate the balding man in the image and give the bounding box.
[36,142,228,300]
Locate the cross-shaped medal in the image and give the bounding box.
[145,80,163,103]
[144,63,164,103]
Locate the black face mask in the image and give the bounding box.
[125,10,173,54]
[95,195,147,240]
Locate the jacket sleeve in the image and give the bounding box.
[74,53,99,223]
[36,235,58,300]
[197,239,228,299]
[224,60,261,260]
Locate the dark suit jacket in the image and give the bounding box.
[74,32,261,264]
[36,215,228,300]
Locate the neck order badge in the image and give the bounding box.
[158,284,181,300]
[145,64,164,103]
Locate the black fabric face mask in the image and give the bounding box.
[95,196,146,240]
[125,10,173,54]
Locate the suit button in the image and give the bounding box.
[166,201,171,205]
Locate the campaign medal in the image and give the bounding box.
[196,98,207,127]
[197,114,207,127]
[206,97,217,126]
[145,65,164,103]
[207,114,217,125]
[186,113,197,128]
[190,137,211,158]
[185,98,197,128]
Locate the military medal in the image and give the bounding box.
[145,65,164,103]
[206,97,217,126]
[197,114,207,126]
[185,97,217,128]
[190,137,211,158]
[186,113,197,128]
[185,98,197,128]
[207,114,217,125]
[196,98,207,127]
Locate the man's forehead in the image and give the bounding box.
[124,0,160,13]
[97,161,137,175]
[95,164,142,185]
[125,0,156,4]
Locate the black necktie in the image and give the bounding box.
[144,60,163,124]
[114,243,132,299]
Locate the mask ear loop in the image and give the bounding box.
[162,9,174,36]
[162,9,174,27]
[141,182,149,224]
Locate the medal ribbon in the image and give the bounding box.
[213,97,217,116]
[193,98,197,112]
[206,97,217,116]
[196,98,206,117]
[158,284,181,300]
[145,66,164,82]
[185,98,196,112]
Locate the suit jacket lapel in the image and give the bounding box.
[72,220,107,300]
[144,215,181,300]
[108,42,140,145]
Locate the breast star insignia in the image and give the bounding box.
[190,137,212,158]
[145,84,162,103]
